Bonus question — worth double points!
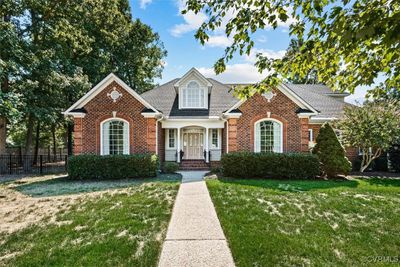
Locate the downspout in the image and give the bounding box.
[155,114,164,155]
[220,115,229,154]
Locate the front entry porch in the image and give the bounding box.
[182,129,204,160]
[163,123,223,164]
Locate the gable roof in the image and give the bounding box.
[174,68,212,89]
[142,78,349,121]
[64,73,159,116]
[141,78,238,119]
[283,84,349,119]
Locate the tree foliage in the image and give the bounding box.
[312,123,351,178]
[337,100,400,172]
[184,0,400,98]
[0,0,166,154]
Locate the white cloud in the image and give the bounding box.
[198,63,269,83]
[257,35,268,43]
[346,87,369,104]
[204,35,233,48]
[170,2,296,39]
[244,48,286,63]
[170,0,207,37]
[139,0,152,9]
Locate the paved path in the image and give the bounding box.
[158,171,235,267]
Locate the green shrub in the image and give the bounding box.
[221,152,320,179]
[68,154,159,180]
[163,162,179,173]
[388,146,400,172]
[312,123,352,178]
[211,166,222,174]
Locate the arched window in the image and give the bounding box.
[101,119,129,155]
[254,119,282,153]
[181,81,206,108]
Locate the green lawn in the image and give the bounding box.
[207,178,400,267]
[0,177,179,266]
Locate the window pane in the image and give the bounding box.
[183,81,204,108]
[258,120,282,153]
[212,129,218,147]
[169,129,175,148]
[109,121,125,155]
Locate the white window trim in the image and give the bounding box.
[210,129,221,149]
[254,118,283,153]
[100,118,130,155]
[166,129,176,149]
[308,129,313,142]
[179,80,208,109]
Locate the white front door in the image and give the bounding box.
[183,132,204,159]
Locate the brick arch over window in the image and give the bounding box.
[250,114,288,152]
[95,114,134,155]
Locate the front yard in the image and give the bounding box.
[207,177,400,266]
[0,174,180,266]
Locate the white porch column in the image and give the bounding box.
[177,127,181,163]
[205,127,209,163]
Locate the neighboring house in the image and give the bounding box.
[64,68,357,169]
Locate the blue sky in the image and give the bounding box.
[129,0,367,103]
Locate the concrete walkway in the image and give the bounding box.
[158,171,235,267]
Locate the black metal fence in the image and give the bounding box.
[0,154,68,175]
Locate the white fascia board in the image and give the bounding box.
[309,117,336,124]
[161,119,225,129]
[141,112,162,118]
[297,113,313,119]
[174,67,212,88]
[62,111,86,118]
[223,113,242,119]
[64,73,159,114]
[278,84,319,114]
[224,99,245,114]
[224,84,319,116]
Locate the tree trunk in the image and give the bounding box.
[360,148,382,172]
[67,122,73,156]
[33,122,40,164]
[25,115,35,155]
[0,56,9,172]
[0,14,10,155]
[52,125,57,161]
[24,115,35,171]
[0,117,6,173]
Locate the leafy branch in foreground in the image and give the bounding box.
[184,0,400,98]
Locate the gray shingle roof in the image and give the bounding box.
[141,78,238,118]
[283,84,349,118]
[141,79,348,120]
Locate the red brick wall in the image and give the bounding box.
[73,81,156,155]
[73,117,83,154]
[236,92,306,152]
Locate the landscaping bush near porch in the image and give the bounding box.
[68,154,159,179]
[221,152,320,179]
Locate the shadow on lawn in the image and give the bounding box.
[15,173,181,197]
[215,177,360,192]
[363,178,400,187]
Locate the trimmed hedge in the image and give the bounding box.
[221,152,320,179]
[68,154,159,180]
[163,162,179,173]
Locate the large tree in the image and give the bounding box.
[1,0,166,156]
[184,0,399,98]
[337,100,400,172]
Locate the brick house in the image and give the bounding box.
[64,68,356,169]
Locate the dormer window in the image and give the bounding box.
[180,80,207,109]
